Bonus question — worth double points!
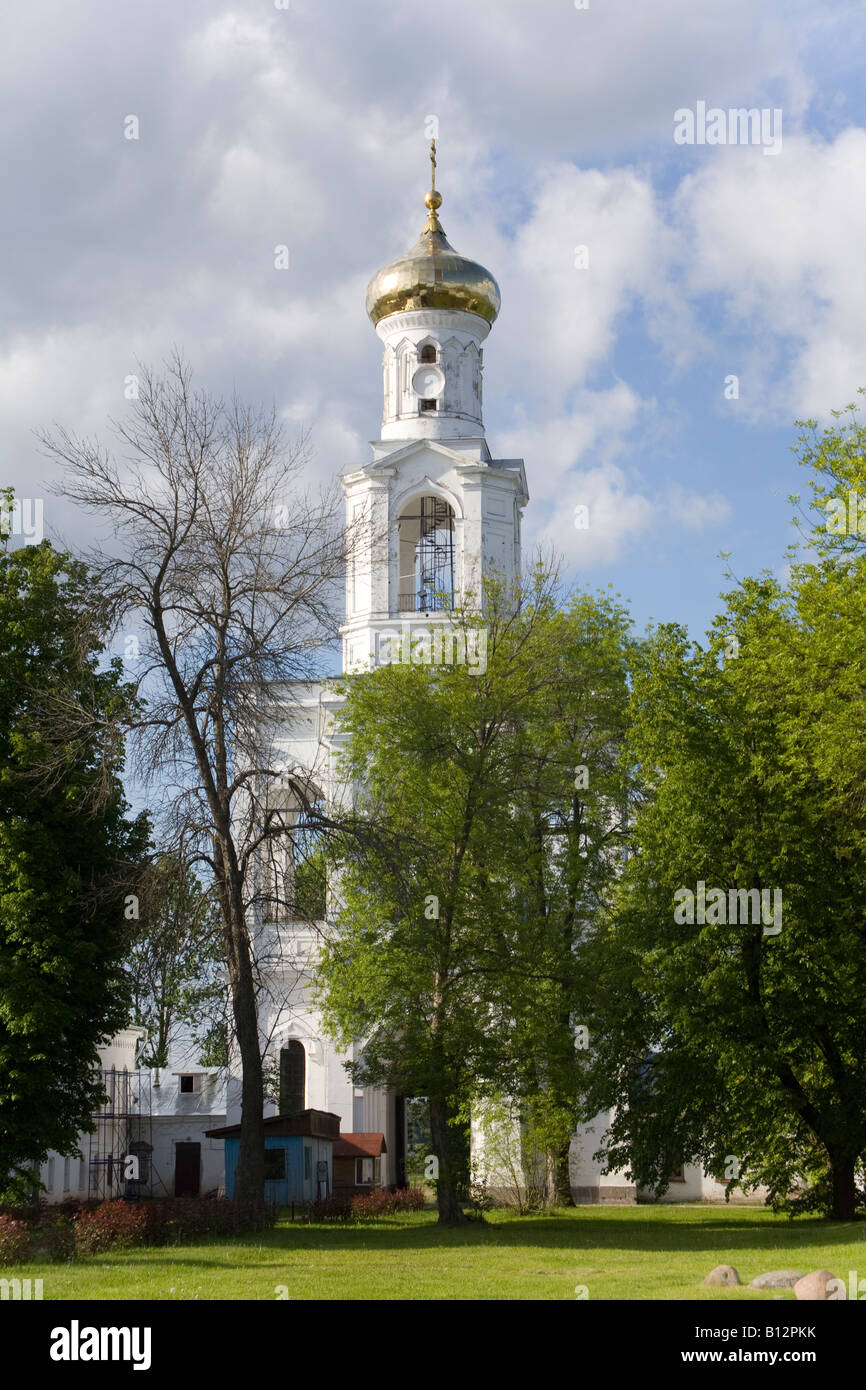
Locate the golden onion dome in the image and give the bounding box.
[365,142,501,328]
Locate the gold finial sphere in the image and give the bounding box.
[425,189,442,211]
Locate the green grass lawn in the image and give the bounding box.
[10,1205,866,1300]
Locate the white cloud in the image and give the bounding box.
[500,386,731,567]
[664,485,732,531]
[0,0,853,581]
[674,129,866,418]
[541,461,656,568]
[497,163,670,403]
[535,468,733,570]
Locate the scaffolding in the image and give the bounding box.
[87,1067,167,1200]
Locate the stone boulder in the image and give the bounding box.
[704,1265,741,1286]
[794,1270,838,1301]
[749,1270,804,1290]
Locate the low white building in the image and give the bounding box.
[149,1067,227,1198]
[638,1165,766,1204]
[37,1033,234,1203]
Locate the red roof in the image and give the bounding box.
[333,1132,387,1159]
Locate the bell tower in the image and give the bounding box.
[341,143,528,673]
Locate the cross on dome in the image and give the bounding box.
[425,138,443,229]
[364,141,500,327]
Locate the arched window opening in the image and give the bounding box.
[279,1040,305,1115]
[261,801,295,922]
[261,790,326,922]
[397,495,455,613]
[419,343,437,363]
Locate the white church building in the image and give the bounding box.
[219,149,745,1208]
[224,144,528,1181]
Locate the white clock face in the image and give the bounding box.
[411,364,445,399]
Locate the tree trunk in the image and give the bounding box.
[231,965,265,1205]
[829,1152,856,1221]
[551,1138,574,1207]
[221,864,265,1205]
[429,1096,468,1226]
[548,1006,577,1207]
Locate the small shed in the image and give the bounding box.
[333,1133,388,1194]
[205,1110,340,1205]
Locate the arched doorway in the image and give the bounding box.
[279,1040,306,1115]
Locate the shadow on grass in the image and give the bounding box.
[37,1208,863,1283]
[138,1207,866,1258]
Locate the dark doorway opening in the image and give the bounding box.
[174,1142,201,1197]
[279,1040,306,1115]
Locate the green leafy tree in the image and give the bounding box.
[583,565,866,1220]
[788,391,866,822]
[502,589,633,1203]
[0,507,149,1197]
[318,573,633,1222]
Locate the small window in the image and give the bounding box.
[264,1147,286,1181]
[420,399,437,412]
[180,1075,194,1093]
[668,1166,686,1183]
[419,344,437,363]
[355,1156,381,1185]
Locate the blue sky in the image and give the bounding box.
[2,0,866,646]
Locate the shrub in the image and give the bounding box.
[142,1198,276,1245]
[73,1198,277,1253]
[307,1191,353,1222]
[0,1214,31,1266]
[74,1201,147,1256]
[219,1199,277,1237]
[0,1201,45,1225]
[468,1179,496,1213]
[351,1187,426,1219]
[310,1187,426,1221]
[40,1213,76,1262]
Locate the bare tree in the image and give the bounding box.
[41,353,352,1202]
